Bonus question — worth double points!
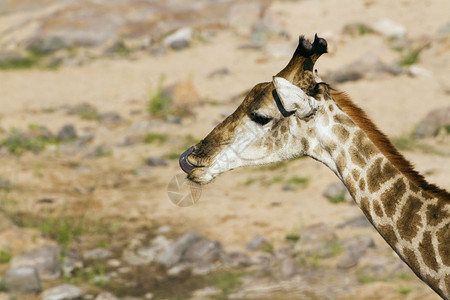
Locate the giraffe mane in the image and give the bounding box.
[330,89,450,201]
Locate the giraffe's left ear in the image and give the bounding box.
[273,77,318,119]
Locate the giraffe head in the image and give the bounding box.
[180,35,336,184]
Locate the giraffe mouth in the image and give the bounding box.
[179,146,197,174]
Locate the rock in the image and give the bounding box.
[157,231,202,267]
[3,267,41,294]
[155,225,171,234]
[407,66,432,78]
[192,286,221,298]
[145,293,154,300]
[160,80,200,115]
[278,258,300,280]
[145,157,168,167]
[246,235,271,252]
[56,124,77,141]
[295,223,338,258]
[322,182,352,203]
[83,248,112,260]
[42,284,82,300]
[135,246,160,263]
[11,245,61,280]
[67,103,99,119]
[107,259,121,267]
[208,67,230,79]
[414,106,450,138]
[123,133,146,146]
[183,238,223,264]
[222,251,253,268]
[123,250,151,266]
[99,112,123,126]
[163,27,192,50]
[336,215,372,229]
[370,18,406,39]
[167,263,190,277]
[337,236,375,269]
[326,53,401,84]
[83,144,112,158]
[95,292,119,300]
[61,250,83,277]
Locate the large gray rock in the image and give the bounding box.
[325,53,402,84]
[337,236,376,269]
[95,292,119,300]
[42,284,82,300]
[414,106,450,138]
[56,124,77,141]
[322,181,352,204]
[183,238,223,264]
[11,245,61,280]
[3,267,42,294]
[295,223,338,258]
[83,248,112,260]
[370,18,406,39]
[163,27,192,50]
[246,235,271,251]
[157,231,202,267]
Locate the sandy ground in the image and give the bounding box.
[0,0,449,298]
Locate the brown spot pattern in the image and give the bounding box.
[437,224,450,266]
[426,201,450,227]
[360,197,373,223]
[359,177,366,191]
[332,124,350,142]
[333,114,355,127]
[301,138,309,152]
[378,224,398,247]
[424,274,441,295]
[445,275,450,297]
[349,146,366,168]
[336,151,347,173]
[403,247,421,273]
[351,169,360,181]
[397,196,423,242]
[380,178,406,218]
[373,200,384,217]
[419,231,439,271]
[367,158,398,193]
[346,176,357,199]
[324,141,337,153]
[328,104,334,112]
[353,130,377,160]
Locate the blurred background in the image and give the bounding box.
[0,0,449,299]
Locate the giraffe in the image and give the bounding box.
[179,35,450,299]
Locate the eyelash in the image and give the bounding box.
[250,112,272,125]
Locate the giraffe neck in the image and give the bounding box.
[315,106,450,299]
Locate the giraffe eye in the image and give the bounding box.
[250,112,272,125]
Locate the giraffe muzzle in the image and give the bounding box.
[179,146,195,174]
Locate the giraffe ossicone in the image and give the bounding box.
[179,34,450,299]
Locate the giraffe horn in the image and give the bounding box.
[276,34,328,90]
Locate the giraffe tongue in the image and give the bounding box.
[179,146,195,174]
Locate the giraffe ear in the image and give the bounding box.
[273,77,318,119]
